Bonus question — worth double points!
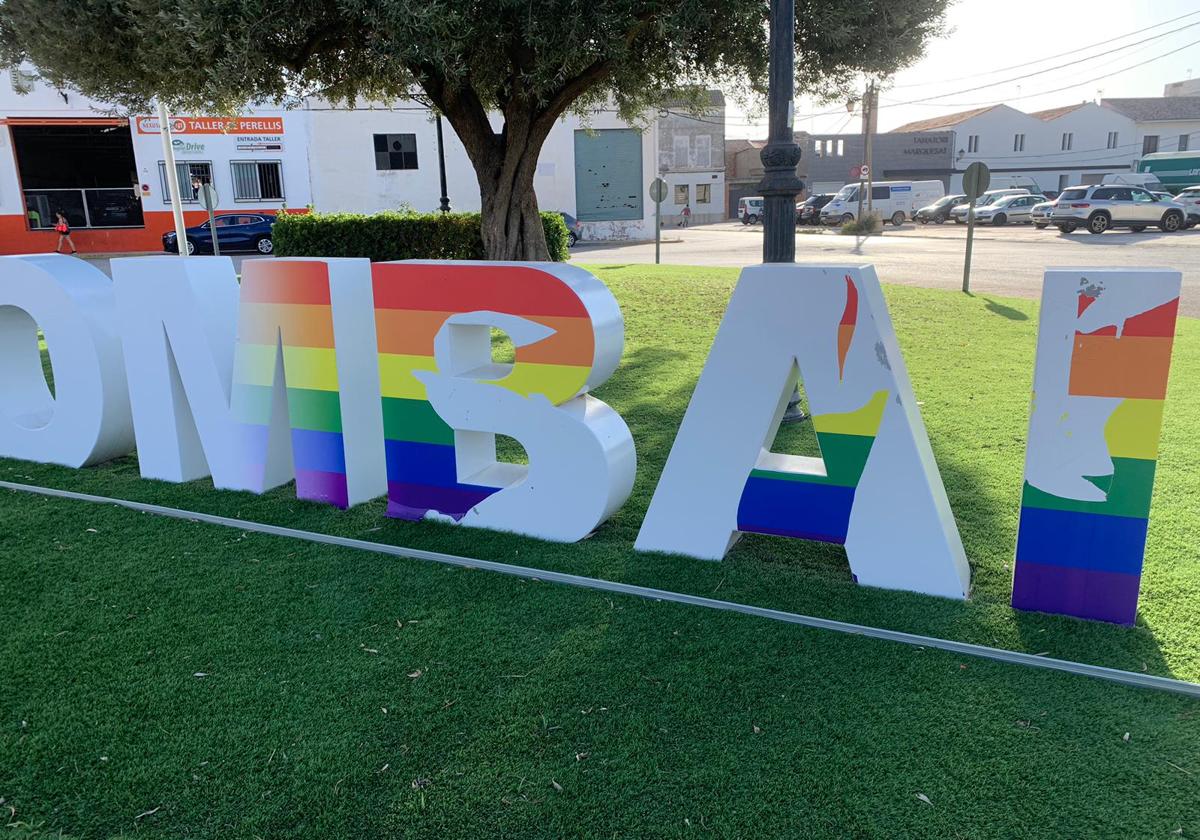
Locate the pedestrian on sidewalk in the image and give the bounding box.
[681,204,691,228]
[53,211,77,255]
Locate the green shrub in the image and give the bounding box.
[273,210,570,262]
[839,214,883,236]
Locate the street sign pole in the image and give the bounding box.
[649,177,668,265]
[962,197,975,293]
[199,184,220,256]
[961,161,991,294]
[157,101,189,257]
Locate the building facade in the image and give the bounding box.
[2,68,699,254]
[1100,97,1200,158]
[892,102,1137,194]
[655,91,726,225]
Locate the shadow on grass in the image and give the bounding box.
[983,298,1030,321]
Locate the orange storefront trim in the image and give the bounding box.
[0,208,308,256]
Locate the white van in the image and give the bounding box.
[738,196,765,224]
[820,180,945,225]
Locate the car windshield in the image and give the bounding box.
[1059,188,1088,201]
[976,193,1009,207]
[834,185,858,202]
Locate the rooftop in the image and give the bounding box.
[1101,97,1200,122]
[1028,102,1090,121]
[889,106,998,133]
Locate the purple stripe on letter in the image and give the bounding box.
[1011,561,1142,625]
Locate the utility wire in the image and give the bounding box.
[889,9,1200,89]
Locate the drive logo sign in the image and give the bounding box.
[0,255,1181,625]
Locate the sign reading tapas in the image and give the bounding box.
[0,256,1182,626]
[135,115,285,135]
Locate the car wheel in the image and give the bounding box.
[748,214,759,225]
[954,217,964,224]
[1159,212,1182,233]
[567,231,578,247]
[1057,224,1076,234]
[842,214,854,224]
[916,216,928,225]
[992,214,1007,226]
[1034,223,1047,230]
[890,211,905,226]
[1130,225,1147,233]
[185,239,197,255]
[1087,213,1110,234]
[934,216,946,224]
[255,236,274,254]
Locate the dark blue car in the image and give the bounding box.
[162,213,277,255]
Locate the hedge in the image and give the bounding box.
[273,210,570,262]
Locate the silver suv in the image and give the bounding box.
[1050,185,1186,234]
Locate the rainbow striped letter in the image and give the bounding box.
[1012,268,1181,625]
[373,261,634,542]
[636,264,969,600]
[230,258,385,508]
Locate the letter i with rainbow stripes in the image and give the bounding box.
[230,259,386,508]
[1013,269,1181,625]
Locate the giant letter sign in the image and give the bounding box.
[114,256,385,508]
[0,255,133,466]
[1012,268,1181,625]
[373,261,635,542]
[636,264,970,599]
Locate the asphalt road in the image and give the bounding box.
[80,220,1200,316]
[571,221,1200,317]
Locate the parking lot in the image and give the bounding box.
[572,219,1200,316]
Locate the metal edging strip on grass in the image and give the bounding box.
[4,479,1199,699]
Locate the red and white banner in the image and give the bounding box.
[134,115,284,135]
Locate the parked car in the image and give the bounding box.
[820,180,945,226]
[949,189,1031,223]
[558,211,583,247]
[739,196,765,225]
[972,193,1042,226]
[1049,185,1186,234]
[163,213,277,255]
[1174,185,1200,227]
[796,193,835,225]
[1030,200,1054,229]
[915,194,968,224]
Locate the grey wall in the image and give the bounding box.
[802,131,954,189]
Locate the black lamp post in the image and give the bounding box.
[436,114,451,213]
[758,0,802,263]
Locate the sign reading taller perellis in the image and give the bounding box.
[134,115,285,135]
[0,255,1182,626]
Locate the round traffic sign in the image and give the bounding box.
[859,164,869,178]
[197,183,219,211]
[649,177,668,203]
[963,162,991,199]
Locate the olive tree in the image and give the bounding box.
[0,0,949,259]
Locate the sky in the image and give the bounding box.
[725,0,1200,139]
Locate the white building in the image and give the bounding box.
[1100,97,1200,157]
[1,66,684,255]
[892,102,1136,194]
[1165,78,1200,98]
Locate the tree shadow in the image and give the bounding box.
[982,298,1029,321]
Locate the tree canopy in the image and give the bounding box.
[1,0,951,257]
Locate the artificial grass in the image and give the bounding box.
[2,265,1199,837]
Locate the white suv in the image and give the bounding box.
[1174,185,1200,227]
[1050,185,1186,234]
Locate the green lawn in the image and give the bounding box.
[2,265,1198,838]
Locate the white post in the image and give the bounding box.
[157,101,189,256]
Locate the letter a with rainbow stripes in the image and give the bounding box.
[230,259,385,508]
[637,265,969,600]
[1013,268,1181,625]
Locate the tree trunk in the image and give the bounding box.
[432,93,551,261]
[476,140,548,261]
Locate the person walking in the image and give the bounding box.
[681,203,691,228]
[53,211,77,255]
